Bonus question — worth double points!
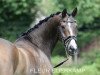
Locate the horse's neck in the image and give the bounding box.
[29,16,60,58]
[16,15,60,58]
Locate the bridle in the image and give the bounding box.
[58,26,77,55]
[63,36,77,56]
[53,35,77,68]
[54,7,78,68]
[54,22,77,68]
[63,36,77,45]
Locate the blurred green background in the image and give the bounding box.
[0,0,100,75]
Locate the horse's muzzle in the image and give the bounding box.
[65,39,78,56]
[67,47,78,56]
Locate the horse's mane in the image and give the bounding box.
[21,12,61,36]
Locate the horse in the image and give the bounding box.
[0,8,78,75]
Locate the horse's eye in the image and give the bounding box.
[63,20,66,22]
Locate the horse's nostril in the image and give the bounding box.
[70,46,76,51]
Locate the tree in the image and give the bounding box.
[0,0,37,22]
[0,0,38,41]
[37,0,100,26]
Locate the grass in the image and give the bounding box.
[53,63,100,75]
[51,56,66,66]
[51,49,100,75]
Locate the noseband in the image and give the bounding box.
[58,26,77,55]
[63,36,77,55]
[63,36,77,48]
[54,35,77,68]
[54,27,77,68]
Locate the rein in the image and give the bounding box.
[53,36,77,68]
[53,58,68,68]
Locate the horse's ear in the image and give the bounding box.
[62,9,67,18]
[72,7,77,17]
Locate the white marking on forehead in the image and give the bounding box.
[68,22,73,35]
[69,39,77,50]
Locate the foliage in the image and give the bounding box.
[0,0,38,41]
[36,0,60,15]
[78,30,100,48]
[37,0,100,26]
[52,49,100,75]
[0,0,100,75]
[0,0,38,22]
[53,64,100,75]
[52,41,65,56]
[0,20,31,41]
[81,49,100,65]
[0,0,100,41]
[51,55,65,66]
